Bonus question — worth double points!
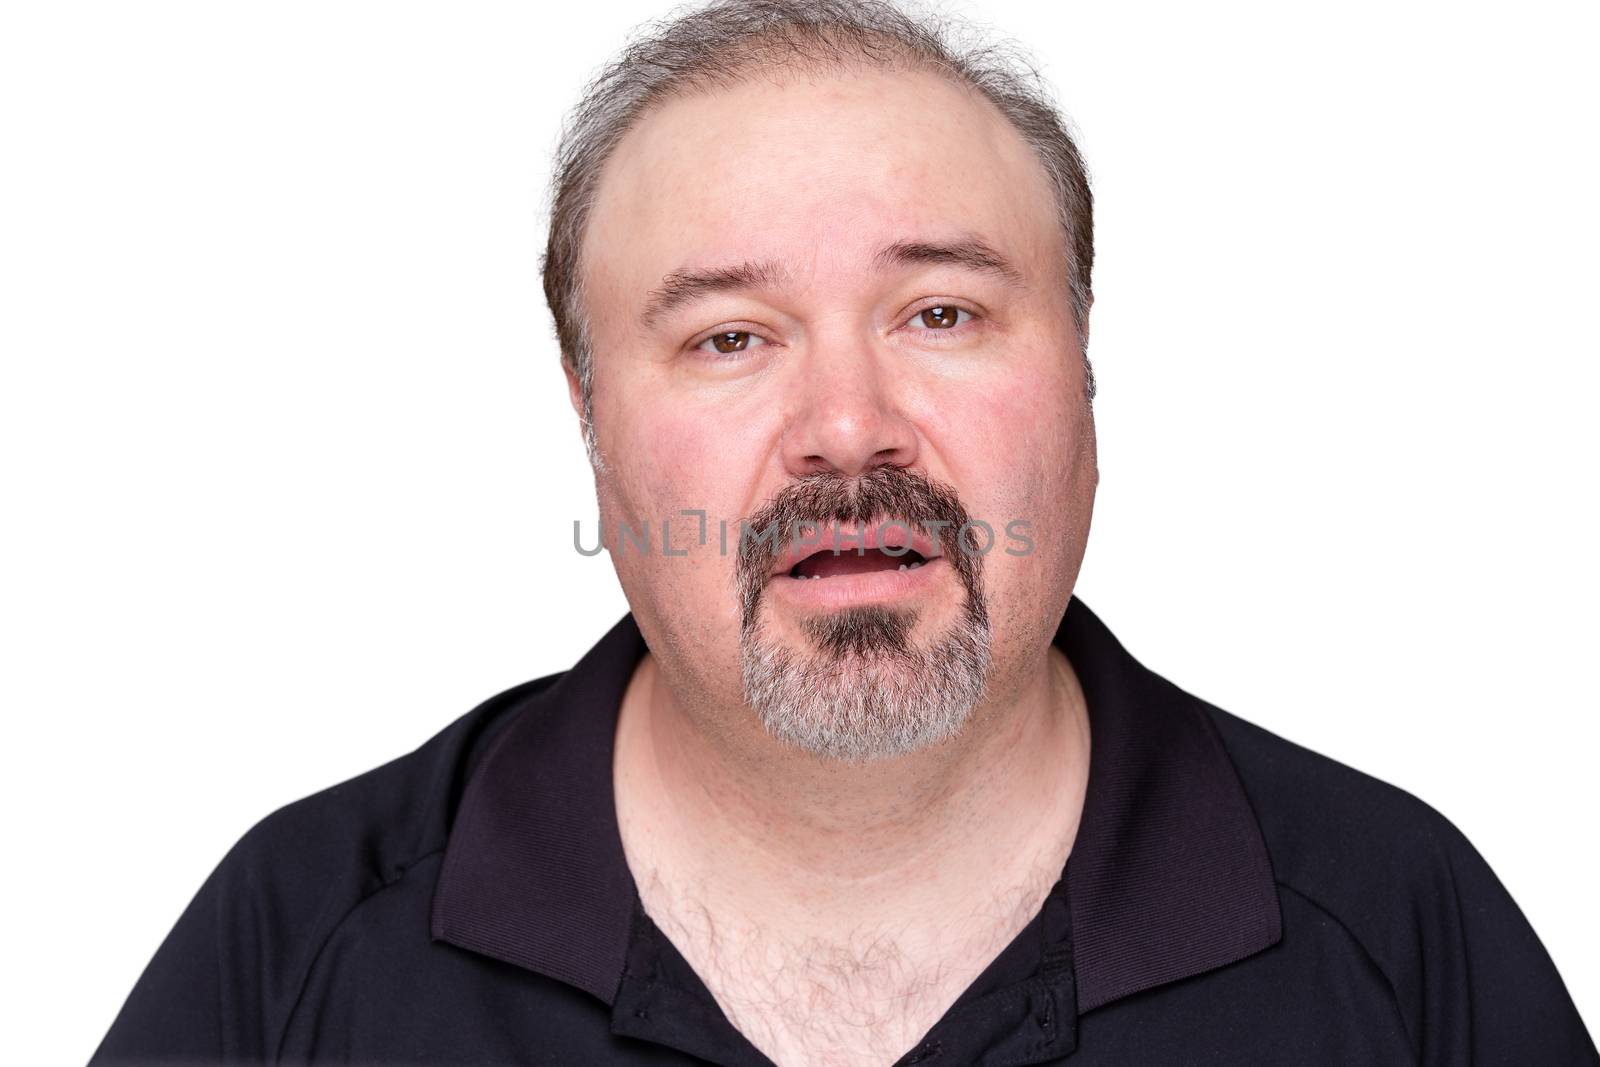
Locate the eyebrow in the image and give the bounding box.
[640,260,791,330]
[638,234,1027,329]
[871,236,1026,288]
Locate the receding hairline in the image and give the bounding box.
[576,55,1064,326]
[542,0,1098,455]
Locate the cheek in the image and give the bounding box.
[598,365,738,515]
[596,344,795,534]
[593,382,759,657]
[912,355,1087,629]
[917,356,1080,517]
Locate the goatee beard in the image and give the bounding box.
[735,466,993,761]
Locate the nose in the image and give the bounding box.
[779,335,919,479]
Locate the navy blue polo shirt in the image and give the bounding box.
[91,596,1596,1065]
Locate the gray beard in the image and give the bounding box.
[739,601,992,761]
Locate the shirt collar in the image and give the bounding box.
[429,595,1281,1014]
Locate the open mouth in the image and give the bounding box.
[787,547,931,580]
[763,519,946,593]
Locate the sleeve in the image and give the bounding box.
[88,823,294,1066]
[85,723,459,1067]
[1413,815,1597,1065]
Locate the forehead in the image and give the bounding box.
[582,65,1065,317]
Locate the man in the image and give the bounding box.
[92,0,1594,1064]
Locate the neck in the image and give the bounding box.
[613,639,1092,933]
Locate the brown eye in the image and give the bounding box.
[697,329,769,357]
[918,305,969,330]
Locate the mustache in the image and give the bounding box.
[734,465,987,632]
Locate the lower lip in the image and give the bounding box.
[767,557,947,610]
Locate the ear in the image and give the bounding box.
[562,358,584,419]
[561,358,597,457]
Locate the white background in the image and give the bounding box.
[2,1,1595,1060]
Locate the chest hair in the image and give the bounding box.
[638,867,1056,1067]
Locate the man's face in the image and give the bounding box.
[577,65,1097,758]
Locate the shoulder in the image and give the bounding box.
[218,671,561,911]
[194,670,567,1005]
[1183,696,1481,974]
[1199,701,1596,1060]
[1200,700,1471,894]
[1200,701,1479,973]
[1200,699,1494,947]
[1201,702,1522,1032]
[92,672,567,1063]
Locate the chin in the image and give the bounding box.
[738,602,993,762]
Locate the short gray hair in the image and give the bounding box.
[540,0,1096,463]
